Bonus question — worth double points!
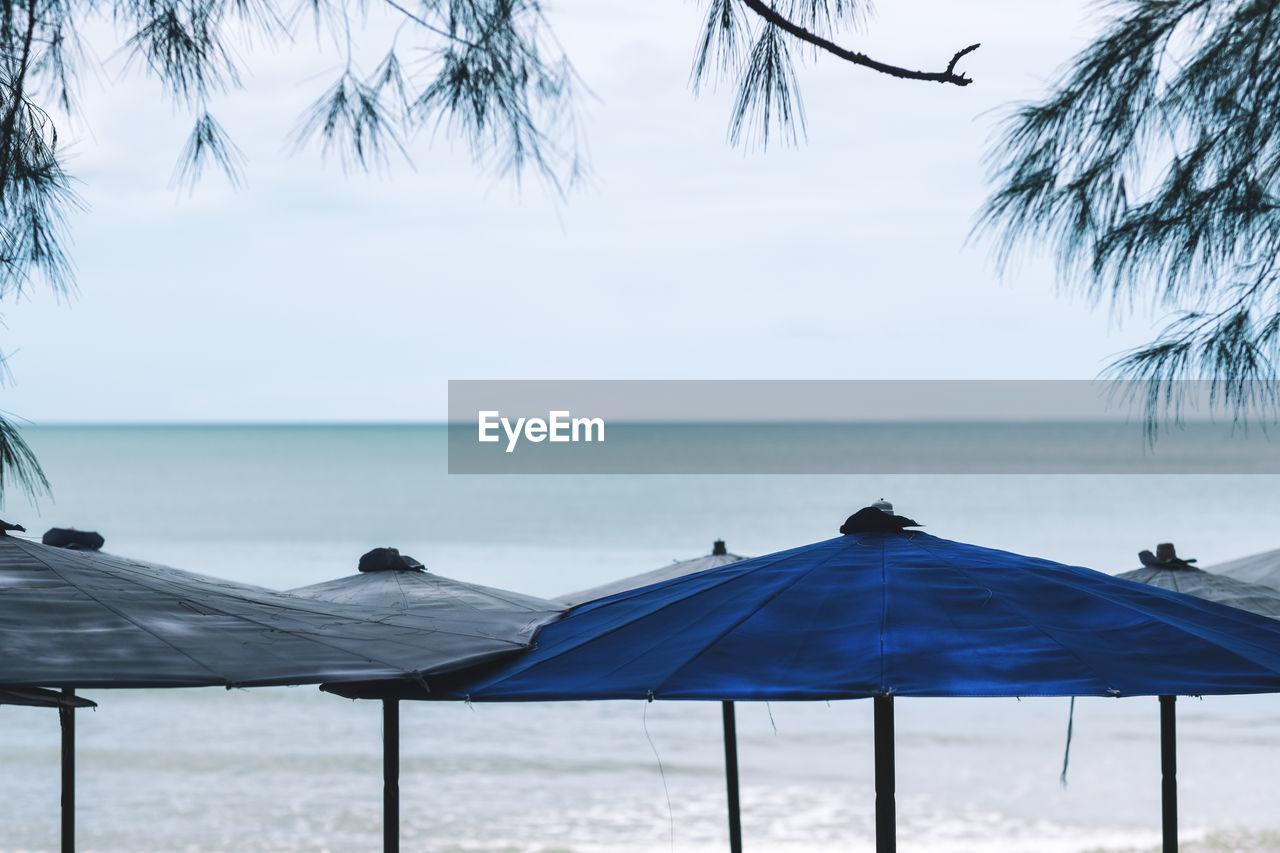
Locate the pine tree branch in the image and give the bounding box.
[738,0,979,86]
[377,0,482,50]
[0,0,41,195]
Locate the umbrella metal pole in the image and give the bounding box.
[1160,695,1177,853]
[722,701,743,853]
[874,695,895,853]
[59,688,75,853]
[384,698,399,853]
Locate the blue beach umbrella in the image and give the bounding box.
[331,504,1280,853]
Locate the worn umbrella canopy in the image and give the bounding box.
[0,532,543,853]
[291,547,566,853]
[1118,543,1280,619]
[330,505,1280,853]
[0,536,537,688]
[555,539,748,607]
[1204,546,1280,590]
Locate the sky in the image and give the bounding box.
[0,0,1170,423]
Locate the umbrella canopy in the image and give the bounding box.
[288,547,564,642]
[329,506,1280,702]
[0,534,538,689]
[1117,543,1280,620]
[291,546,566,853]
[555,540,748,607]
[1205,546,1280,590]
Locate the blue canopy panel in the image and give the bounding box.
[328,530,1280,701]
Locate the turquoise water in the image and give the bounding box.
[5,425,1280,852]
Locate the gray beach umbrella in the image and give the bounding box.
[1203,546,1280,590]
[0,536,538,688]
[1118,543,1280,619]
[1116,542,1280,852]
[290,546,566,853]
[0,531,541,853]
[290,546,564,636]
[555,539,748,607]
[10,529,106,853]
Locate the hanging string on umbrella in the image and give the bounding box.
[642,701,676,852]
[1060,696,1076,788]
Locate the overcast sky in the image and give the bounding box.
[0,0,1165,423]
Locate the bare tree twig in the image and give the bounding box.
[738,0,979,86]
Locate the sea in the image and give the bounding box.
[5,424,1280,853]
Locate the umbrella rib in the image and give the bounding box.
[391,571,412,611]
[902,535,1122,693]
[379,573,559,615]
[471,549,824,693]
[1063,572,1280,678]
[879,537,887,692]
[1054,565,1280,672]
[10,540,229,684]
[442,578,562,612]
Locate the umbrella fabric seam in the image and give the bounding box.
[1008,556,1280,674]
[879,537,888,693]
[1050,572,1280,678]
[649,544,857,698]
[904,535,1122,694]
[8,539,230,685]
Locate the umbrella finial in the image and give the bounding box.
[42,528,105,551]
[712,539,727,556]
[1139,543,1197,569]
[358,547,426,573]
[840,505,922,534]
